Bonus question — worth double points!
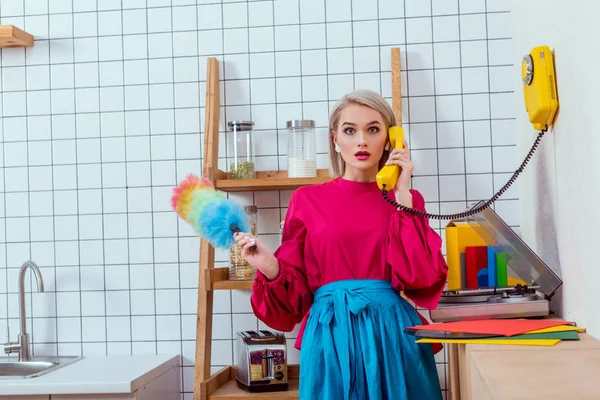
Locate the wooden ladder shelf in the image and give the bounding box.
[194,47,402,398]
[193,57,331,399]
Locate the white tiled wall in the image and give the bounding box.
[0,0,517,398]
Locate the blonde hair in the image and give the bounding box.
[328,89,397,177]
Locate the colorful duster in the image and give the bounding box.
[171,174,251,249]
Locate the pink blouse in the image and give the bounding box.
[250,177,448,350]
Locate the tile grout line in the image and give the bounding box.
[94,0,110,357]
[484,0,496,210]
[70,0,83,359]
[143,0,159,355]
[0,64,516,90]
[120,0,134,356]
[429,0,447,387]
[1,5,511,20]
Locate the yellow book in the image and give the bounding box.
[445,221,490,290]
[416,338,561,346]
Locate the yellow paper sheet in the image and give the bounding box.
[416,338,561,346]
[526,325,584,334]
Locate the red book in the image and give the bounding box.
[465,246,488,288]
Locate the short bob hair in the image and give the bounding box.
[328,89,397,177]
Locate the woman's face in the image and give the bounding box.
[333,104,388,179]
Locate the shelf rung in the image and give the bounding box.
[207,267,255,290]
[200,365,300,399]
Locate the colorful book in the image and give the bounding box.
[478,267,489,287]
[465,246,488,288]
[445,222,490,290]
[496,252,509,287]
[487,246,497,287]
[460,252,467,289]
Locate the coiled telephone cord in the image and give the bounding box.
[381,126,548,220]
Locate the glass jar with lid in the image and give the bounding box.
[227,120,255,180]
[287,120,316,178]
[229,205,257,280]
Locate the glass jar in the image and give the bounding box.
[286,120,316,178]
[229,205,257,280]
[227,120,256,180]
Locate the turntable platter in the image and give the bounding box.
[487,293,538,303]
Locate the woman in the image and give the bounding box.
[234,89,448,399]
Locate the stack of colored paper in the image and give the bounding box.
[407,319,584,347]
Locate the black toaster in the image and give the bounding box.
[235,330,289,392]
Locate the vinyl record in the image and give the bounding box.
[404,328,501,339]
[439,294,491,303]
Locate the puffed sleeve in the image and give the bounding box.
[250,190,313,332]
[387,189,448,309]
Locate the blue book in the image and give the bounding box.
[487,246,497,287]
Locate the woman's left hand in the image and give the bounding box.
[384,138,414,207]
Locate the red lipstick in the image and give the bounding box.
[354,151,370,161]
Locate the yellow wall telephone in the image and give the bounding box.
[379,45,558,218]
[522,45,559,130]
[376,125,404,191]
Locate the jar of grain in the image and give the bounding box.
[229,205,257,280]
[227,120,256,180]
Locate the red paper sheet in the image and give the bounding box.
[407,319,573,337]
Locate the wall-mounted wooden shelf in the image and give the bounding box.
[213,280,254,290]
[200,365,299,399]
[215,169,332,192]
[0,25,34,48]
[207,267,254,290]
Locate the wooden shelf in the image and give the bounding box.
[0,25,34,48]
[200,365,299,400]
[207,267,255,290]
[215,168,332,192]
[213,280,254,290]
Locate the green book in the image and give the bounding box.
[496,252,509,286]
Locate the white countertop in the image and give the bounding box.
[0,354,180,396]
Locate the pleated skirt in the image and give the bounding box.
[299,279,442,400]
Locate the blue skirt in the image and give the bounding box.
[299,279,442,400]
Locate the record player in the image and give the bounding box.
[431,201,563,323]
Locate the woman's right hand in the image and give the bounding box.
[233,232,280,280]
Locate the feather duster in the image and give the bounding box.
[171,174,254,250]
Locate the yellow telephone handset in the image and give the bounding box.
[522,45,559,130]
[376,126,404,191]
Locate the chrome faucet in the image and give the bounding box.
[3,260,44,361]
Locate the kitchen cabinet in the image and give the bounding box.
[0,355,180,400]
[4,397,49,400]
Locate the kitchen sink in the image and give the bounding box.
[0,355,82,379]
